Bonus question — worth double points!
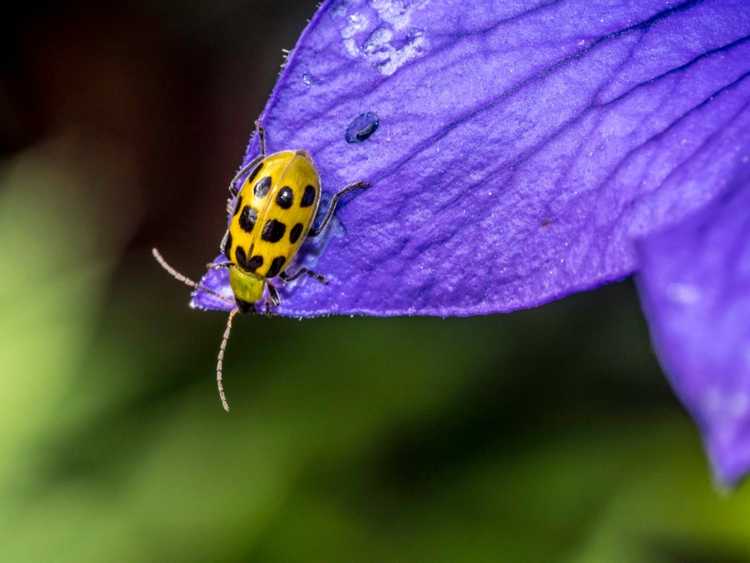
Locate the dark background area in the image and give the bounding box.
[2,2,749,562]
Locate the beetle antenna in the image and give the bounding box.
[152,248,234,306]
[152,247,199,289]
[216,309,238,412]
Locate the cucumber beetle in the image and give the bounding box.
[153,121,369,411]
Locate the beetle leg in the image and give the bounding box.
[219,229,230,254]
[307,181,370,237]
[280,268,327,285]
[255,120,267,156]
[268,284,280,305]
[264,283,281,316]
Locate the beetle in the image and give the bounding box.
[153,121,369,410]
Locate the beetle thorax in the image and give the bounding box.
[229,266,265,308]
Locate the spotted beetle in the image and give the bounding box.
[153,121,369,410]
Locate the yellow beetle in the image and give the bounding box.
[153,121,369,410]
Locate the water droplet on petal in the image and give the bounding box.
[345,112,380,143]
[302,73,313,86]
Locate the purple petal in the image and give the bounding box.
[637,163,750,486]
[190,254,234,312]
[194,0,750,316]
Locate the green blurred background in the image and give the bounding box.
[2,2,750,562]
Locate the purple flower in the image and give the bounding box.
[191,0,750,483]
[638,166,750,485]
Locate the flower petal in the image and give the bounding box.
[637,162,750,486]
[194,0,750,316]
[190,254,235,312]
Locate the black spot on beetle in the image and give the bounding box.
[235,246,247,269]
[262,219,286,242]
[254,176,272,198]
[246,255,264,272]
[224,232,233,260]
[266,256,286,278]
[300,185,316,207]
[239,206,257,233]
[289,223,304,244]
[276,186,293,209]
[245,163,263,186]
